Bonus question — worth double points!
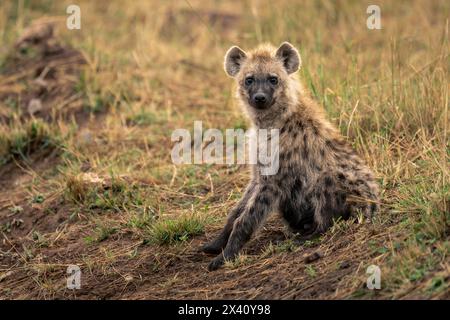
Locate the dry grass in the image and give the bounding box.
[0,0,448,299]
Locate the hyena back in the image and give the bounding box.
[202,42,379,271]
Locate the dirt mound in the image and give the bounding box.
[0,19,87,254]
[0,19,86,123]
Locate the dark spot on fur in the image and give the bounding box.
[324,176,334,186]
[258,195,270,206]
[303,133,308,145]
[283,150,292,160]
[336,192,346,205]
[312,126,319,135]
[293,178,303,191]
[302,146,309,160]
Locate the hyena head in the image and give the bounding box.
[224,42,301,111]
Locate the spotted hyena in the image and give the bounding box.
[202,42,379,271]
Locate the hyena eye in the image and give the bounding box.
[269,76,278,85]
[245,77,254,86]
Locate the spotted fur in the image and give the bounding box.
[202,42,379,271]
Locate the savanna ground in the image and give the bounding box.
[0,0,448,300]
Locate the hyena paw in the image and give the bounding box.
[200,240,225,254]
[208,256,225,271]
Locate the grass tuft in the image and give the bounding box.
[145,214,207,245]
[0,119,59,165]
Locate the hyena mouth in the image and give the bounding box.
[249,98,275,110]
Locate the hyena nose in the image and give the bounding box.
[253,93,267,104]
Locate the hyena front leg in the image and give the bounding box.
[208,184,279,271]
[201,182,256,254]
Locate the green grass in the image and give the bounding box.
[126,110,162,126]
[127,210,156,230]
[84,222,118,244]
[224,254,253,269]
[262,239,298,257]
[1,218,23,233]
[427,276,448,295]
[0,119,60,165]
[65,173,155,214]
[145,214,208,245]
[305,265,317,278]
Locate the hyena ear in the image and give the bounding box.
[224,46,247,77]
[275,42,301,74]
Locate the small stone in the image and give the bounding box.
[79,130,93,144]
[34,77,48,88]
[339,261,351,269]
[124,275,133,282]
[304,251,323,263]
[27,98,42,116]
[80,172,104,184]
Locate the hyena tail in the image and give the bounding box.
[349,190,379,220]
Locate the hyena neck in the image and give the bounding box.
[247,102,293,129]
[295,94,341,139]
